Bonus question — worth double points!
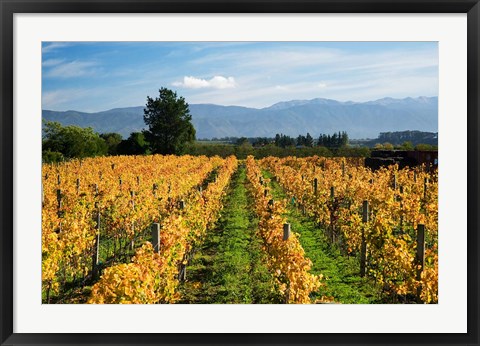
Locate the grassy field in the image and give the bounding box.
[262,170,382,304]
[179,166,281,303]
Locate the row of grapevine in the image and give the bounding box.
[87,155,238,303]
[245,156,325,304]
[42,155,224,301]
[261,156,438,303]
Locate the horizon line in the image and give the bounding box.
[42,95,439,114]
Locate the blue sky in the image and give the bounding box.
[42,42,438,112]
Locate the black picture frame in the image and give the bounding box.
[1,1,479,345]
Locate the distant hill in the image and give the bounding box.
[42,96,438,139]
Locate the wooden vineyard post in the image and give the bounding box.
[92,202,101,279]
[423,177,428,200]
[416,224,426,303]
[56,189,62,211]
[264,189,268,197]
[283,223,291,241]
[267,199,274,213]
[151,223,161,254]
[399,185,404,228]
[129,190,134,205]
[342,161,345,177]
[313,178,318,195]
[179,199,185,210]
[360,200,369,277]
[76,178,80,194]
[130,191,135,250]
[330,186,335,243]
[392,174,397,190]
[179,257,187,281]
[55,188,63,232]
[179,266,187,281]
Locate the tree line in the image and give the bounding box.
[274,131,348,149]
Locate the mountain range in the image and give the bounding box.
[42,96,438,139]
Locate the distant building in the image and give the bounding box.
[365,150,438,171]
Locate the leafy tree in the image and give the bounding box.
[340,131,349,146]
[143,88,196,155]
[42,149,64,163]
[400,141,414,151]
[382,142,394,150]
[100,132,123,155]
[296,134,308,146]
[42,121,107,161]
[236,137,250,146]
[305,133,314,147]
[415,143,437,151]
[117,132,150,155]
[317,131,349,149]
[274,133,295,148]
[253,137,269,147]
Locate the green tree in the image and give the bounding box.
[382,142,394,150]
[100,132,123,155]
[236,137,249,146]
[296,134,306,146]
[400,141,414,151]
[42,149,65,163]
[305,133,314,147]
[415,143,437,151]
[42,121,107,161]
[341,131,349,147]
[117,132,150,155]
[143,88,196,155]
[274,133,295,148]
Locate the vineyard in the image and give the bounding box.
[42,154,438,304]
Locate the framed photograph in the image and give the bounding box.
[1,0,479,345]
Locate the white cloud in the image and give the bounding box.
[42,42,70,54]
[42,59,64,67]
[42,88,90,110]
[44,60,99,78]
[317,82,327,88]
[173,75,236,89]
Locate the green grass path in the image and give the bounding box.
[263,170,382,304]
[179,165,280,303]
